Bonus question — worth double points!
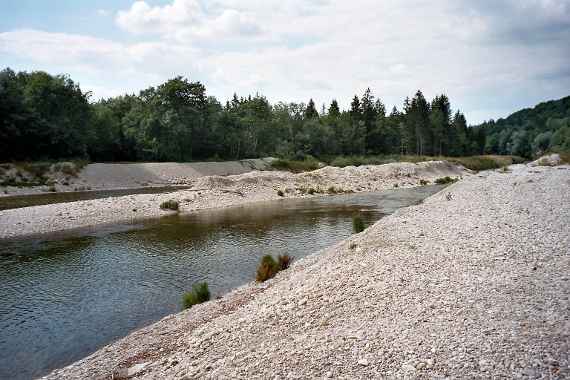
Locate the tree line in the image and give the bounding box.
[4,67,565,163]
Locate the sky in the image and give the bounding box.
[1,0,569,124]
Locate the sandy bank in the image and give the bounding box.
[0,158,274,197]
[42,163,570,379]
[0,160,465,239]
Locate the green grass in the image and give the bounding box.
[256,255,280,282]
[434,176,458,185]
[256,254,294,282]
[352,216,366,233]
[182,282,211,309]
[160,199,179,211]
[271,157,321,173]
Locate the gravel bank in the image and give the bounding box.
[0,160,464,239]
[43,164,569,379]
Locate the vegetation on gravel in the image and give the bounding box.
[256,254,294,282]
[435,176,458,185]
[160,199,179,211]
[182,282,211,310]
[352,216,366,233]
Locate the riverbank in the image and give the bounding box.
[0,158,274,197]
[43,163,569,379]
[0,160,465,239]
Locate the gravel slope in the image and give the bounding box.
[0,160,464,239]
[43,164,569,379]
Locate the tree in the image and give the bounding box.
[304,99,319,119]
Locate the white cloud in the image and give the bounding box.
[115,0,260,41]
[2,0,569,122]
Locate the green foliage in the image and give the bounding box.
[256,254,294,282]
[419,179,430,185]
[352,216,365,233]
[2,66,566,164]
[271,158,321,172]
[435,176,458,184]
[481,96,570,158]
[256,255,280,282]
[160,199,179,211]
[182,282,211,309]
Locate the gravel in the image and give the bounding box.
[40,163,570,379]
[0,160,464,239]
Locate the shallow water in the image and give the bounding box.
[0,186,443,379]
[0,186,191,211]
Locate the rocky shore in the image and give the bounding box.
[0,160,464,239]
[42,163,569,379]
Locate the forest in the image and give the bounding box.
[1,67,568,163]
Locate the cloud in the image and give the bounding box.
[116,0,260,41]
[2,0,569,123]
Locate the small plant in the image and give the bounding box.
[277,254,293,270]
[393,183,399,188]
[277,190,284,197]
[352,216,365,233]
[327,186,337,194]
[160,199,179,211]
[256,255,280,282]
[419,179,430,186]
[182,282,211,310]
[307,188,316,195]
[435,176,457,185]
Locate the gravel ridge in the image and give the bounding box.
[42,164,570,379]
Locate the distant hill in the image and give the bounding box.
[480,96,570,158]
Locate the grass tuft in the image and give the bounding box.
[352,216,365,233]
[160,199,179,211]
[435,176,458,185]
[182,282,211,310]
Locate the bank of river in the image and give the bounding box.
[0,186,192,211]
[0,186,443,380]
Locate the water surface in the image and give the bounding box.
[0,186,443,379]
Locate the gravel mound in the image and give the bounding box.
[43,164,569,379]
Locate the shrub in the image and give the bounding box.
[182,282,211,309]
[277,190,284,197]
[271,158,321,173]
[419,179,430,186]
[256,255,280,282]
[327,186,337,194]
[307,188,316,195]
[277,255,292,270]
[352,216,365,233]
[160,199,179,211]
[435,176,457,185]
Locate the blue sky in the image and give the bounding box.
[1,0,569,124]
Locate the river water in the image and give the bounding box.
[0,186,443,379]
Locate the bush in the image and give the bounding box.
[419,179,430,186]
[271,158,321,173]
[256,255,280,282]
[352,216,365,233]
[182,282,211,309]
[277,190,284,197]
[277,254,293,270]
[435,176,458,185]
[307,188,316,195]
[160,199,179,211]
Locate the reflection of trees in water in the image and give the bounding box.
[133,202,379,252]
